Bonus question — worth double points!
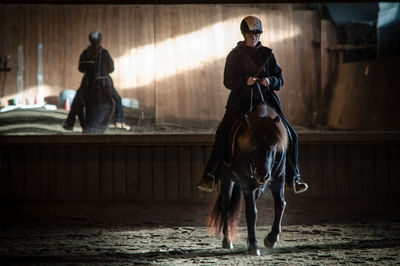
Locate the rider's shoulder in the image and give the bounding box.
[80,47,90,55]
[102,48,113,57]
[228,43,243,58]
[258,45,273,56]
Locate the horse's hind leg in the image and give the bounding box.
[243,187,260,256]
[265,174,286,248]
[220,178,235,249]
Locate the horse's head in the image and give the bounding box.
[237,104,288,183]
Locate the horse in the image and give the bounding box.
[80,60,114,134]
[208,102,288,256]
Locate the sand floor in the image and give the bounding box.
[1,195,399,265]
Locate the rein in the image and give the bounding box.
[249,82,265,113]
[82,47,111,88]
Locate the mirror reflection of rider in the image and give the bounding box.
[63,31,130,131]
[197,16,308,194]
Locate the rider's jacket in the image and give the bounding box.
[223,41,284,114]
[78,46,114,76]
[78,46,115,89]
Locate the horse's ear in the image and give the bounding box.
[273,116,280,123]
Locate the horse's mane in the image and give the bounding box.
[238,103,288,152]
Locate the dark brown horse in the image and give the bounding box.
[208,102,288,256]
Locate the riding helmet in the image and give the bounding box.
[240,16,263,36]
[89,31,102,43]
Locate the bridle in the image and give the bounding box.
[229,142,285,188]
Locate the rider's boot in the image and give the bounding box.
[115,122,131,131]
[199,110,232,192]
[198,173,216,192]
[198,152,222,192]
[285,157,309,194]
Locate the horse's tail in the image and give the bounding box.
[207,183,242,240]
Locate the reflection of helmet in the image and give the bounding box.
[89,31,102,43]
[240,16,263,36]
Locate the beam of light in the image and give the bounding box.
[113,15,302,91]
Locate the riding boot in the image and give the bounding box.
[198,135,224,192]
[286,157,309,194]
[280,113,308,194]
[198,118,229,192]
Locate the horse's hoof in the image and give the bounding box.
[264,238,277,248]
[248,247,261,256]
[264,234,279,248]
[222,239,233,249]
[63,123,73,131]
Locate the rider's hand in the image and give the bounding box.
[261,77,270,87]
[247,77,257,86]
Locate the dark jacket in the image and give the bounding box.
[78,46,115,89]
[79,46,114,76]
[223,41,284,113]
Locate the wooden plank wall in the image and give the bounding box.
[1,141,399,202]
[0,4,319,129]
[321,19,400,130]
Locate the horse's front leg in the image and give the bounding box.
[265,174,286,248]
[243,187,260,256]
[220,178,234,249]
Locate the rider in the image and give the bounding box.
[63,31,130,131]
[197,16,308,194]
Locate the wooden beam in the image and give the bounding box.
[1,132,399,146]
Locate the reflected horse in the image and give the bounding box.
[208,103,288,255]
[80,61,114,134]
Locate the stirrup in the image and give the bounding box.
[197,173,215,192]
[293,179,309,194]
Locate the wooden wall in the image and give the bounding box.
[321,19,400,130]
[0,4,320,129]
[1,134,399,202]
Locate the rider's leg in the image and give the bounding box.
[198,95,250,192]
[198,102,243,192]
[198,119,227,192]
[110,85,130,130]
[111,86,123,123]
[279,114,308,193]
